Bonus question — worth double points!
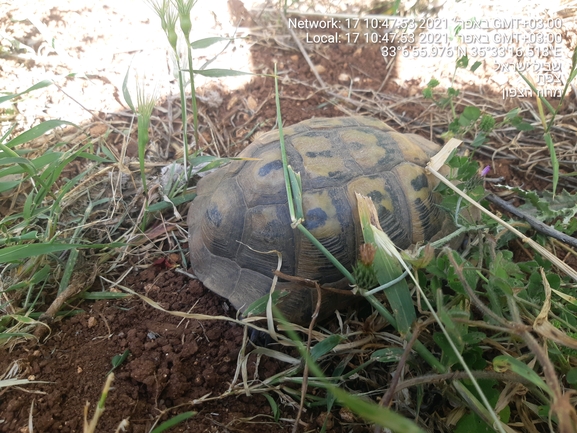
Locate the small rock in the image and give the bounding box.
[314,64,326,74]
[316,412,334,429]
[339,406,356,423]
[87,316,97,328]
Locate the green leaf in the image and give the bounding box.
[544,133,559,195]
[422,87,433,99]
[507,187,577,223]
[0,332,36,341]
[288,166,303,220]
[566,368,577,385]
[433,332,459,367]
[455,411,497,433]
[190,36,232,49]
[0,181,20,193]
[456,55,469,69]
[357,196,415,334]
[150,411,197,433]
[243,291,286,316]
[0,151,62,176]
[263,393,280,422]
[330,387,426,433]
[493,355,554,397]
[0,242,124,263]
[5,120,77,148]
[454,380,510,432]
[471,61,482,72]
[479,115,495,132]
[371,347,404,363]
[0,80,53,104]
[509,116,534,131]
[460,106,481,124]
[447,87,459,97]
[516,70,556,115]
[122,63,135,112]
[191,68,252,77]
[147,192,196,212]
[109,350,130,374]
[0,156,36,167]
[470,132,487,148]
[310,335,343,361]
[30,265,51,284]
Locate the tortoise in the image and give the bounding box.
[187,116,452,324]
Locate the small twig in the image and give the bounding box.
[292,282,323,433]
[447,253,514,329]
[380,323,422,408]
[273,271,357,296]
[486,193,577,249]
[393,371,535,394]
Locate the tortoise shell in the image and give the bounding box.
[187,117,448,324]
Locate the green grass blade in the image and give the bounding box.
[190,36,231,49]
[262,393,280,422]
[0,156,37,167]
[121,63,135,112]
[0,243,124,263]
[0,143,37,177]
[310,334,343,361]
[544,133,558,195]
[0,80,53,104]
[79,292,131,300]
[356,194,416,334]
[0,152,62,176]
[288,166,303,220]
[147,192,196,212]
[192,68,252,77]
[273,64,296,223]
[0,333,36,342]
[58,199,94,294]
[5,120,76,148]
[150,411,197,433]
[516,71,556,116]
[493,355,554,397]
[0,181,20,193]
[330,387,426,433]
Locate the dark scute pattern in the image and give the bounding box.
[305,150,332,158]
[304,207,328,230]
[410,173,429,191]
[207,206,222,227]
[331,190,352,228]
[367,190,384,203]
[414,197,442,240]
[258,159,283,176]
[236,204,295,278]
[377,206,411,249]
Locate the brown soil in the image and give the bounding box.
[1,268,293,432]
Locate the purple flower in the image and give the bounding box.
[480,166,491,177]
